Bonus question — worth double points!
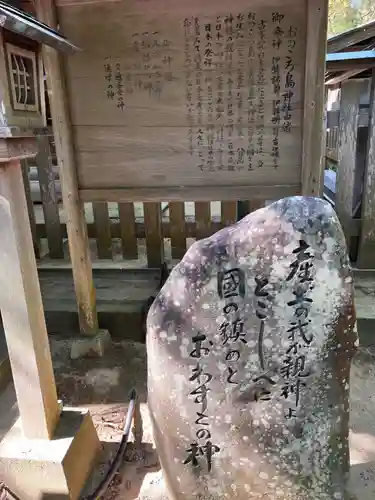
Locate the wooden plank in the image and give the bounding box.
[35,216,363,242]
[336,79,364,242]
[195,202,211,240]
[36,0,99,335]
[56,1,307,200]
[79,184,300,203]
[221,202,237,227]
[301,0,329,196]
[144,203,164,267]
[325,69,369,86]
[21,159,40,259]
[118,202,138,259]
[169,202,186,259]
[92,202,112,259]
[36,134,64,259]
[358,70,375,268]
[0,160,60,439]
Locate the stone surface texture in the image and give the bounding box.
[147,196,358,500]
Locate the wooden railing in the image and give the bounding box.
[25,71,375,271]
[24,130,262,267]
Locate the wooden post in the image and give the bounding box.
[301,0,329,196]
[0,137,101,500]
[336,80,365,244]
[358,70,375,268]
[0,138,60,440]
[36,0,99,335]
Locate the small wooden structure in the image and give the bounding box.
[34,0,329,336]
[324,21,375,266]
[0,5,101,499]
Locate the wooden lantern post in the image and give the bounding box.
[0,136,100,499]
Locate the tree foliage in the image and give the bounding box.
[358,0,375,24]
[328,0,375,36]
[328,0,361,36]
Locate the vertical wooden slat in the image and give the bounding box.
[221,201,237,226]
[37,0,99,335]
[36,134,64,259]
[169,202,186,259]
[0,158,60,439]
[195,202,211,240]
[247,200,264,214]
[301,0,329,196]
[119,202,138,259]
[237,200,248,221]
[21,159,40,259]
[336,79,363,244]
[92,202,112,259]
[358,70,375,268]
[144,202,164,267]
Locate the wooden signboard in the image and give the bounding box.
[56,0,328,202]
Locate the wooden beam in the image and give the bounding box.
[358,69,375,268]
[36,0,98,334]
[327,21,375,54]
[336,80,364,242]
[36,216,363,242]
[0,160,60,439]
[79,184,301,203]
[301,0,329,196]
[326,60,375,72]
[325,69,368,86]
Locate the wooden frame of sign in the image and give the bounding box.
[52,0,328,202]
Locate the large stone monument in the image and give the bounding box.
[147,196,357,500]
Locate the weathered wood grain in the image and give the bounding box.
[358,70,375,268]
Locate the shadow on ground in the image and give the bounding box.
[3,338,375,499]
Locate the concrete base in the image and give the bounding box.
[0,408,101,500]
[70,329,111,360]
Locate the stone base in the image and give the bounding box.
[70,329,111,360]
[0,408,101,500]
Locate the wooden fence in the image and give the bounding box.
[26,70,375,270]
[24,129,266,267]
[324,74,375,267]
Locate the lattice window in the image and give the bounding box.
[6,43,39,112]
